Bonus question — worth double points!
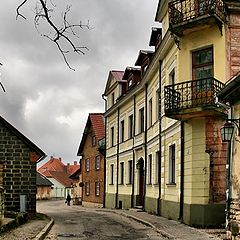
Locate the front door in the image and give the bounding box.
[137,158,144,206]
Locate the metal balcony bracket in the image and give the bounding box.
[171,32,181,50]
[217,22,223,36]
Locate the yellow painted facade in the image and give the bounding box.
[102,0,240,226]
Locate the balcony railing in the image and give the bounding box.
[169,0,225,31]
[164,77,225,117]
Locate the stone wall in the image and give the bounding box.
[0,122,37,214]
[205,117,227,203]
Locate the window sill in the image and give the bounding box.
[166,183,176,187]
[109,184,114,186]
[153,183,159,186]
[119,183,124,186]
[126,183,132,186]
[146,183,152,186]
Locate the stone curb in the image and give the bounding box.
[34,218,54,240]
[114,211,176,239]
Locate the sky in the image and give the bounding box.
[0,0,159,167]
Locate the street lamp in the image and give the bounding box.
[221,119,240,142]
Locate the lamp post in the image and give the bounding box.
[221,119,240,142]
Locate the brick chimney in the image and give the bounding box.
[59,157,62,162]
[74,161,77,165]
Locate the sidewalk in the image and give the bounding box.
[112,208,226,240]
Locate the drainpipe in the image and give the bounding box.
[102,94,107,208]
[179,121,185,221]
[157,60,162,215]
[226,107,233,222]
[131,95,136,208]
[143,83,148,210]
[115,107,120,208]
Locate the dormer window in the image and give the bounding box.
[128,79,133,87]
[143,64,148,72]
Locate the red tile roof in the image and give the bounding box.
[66,163,80,175]
[38,157,80,177]
[111,70,124,82]
[49,171,73,187]
[89,113,105,141]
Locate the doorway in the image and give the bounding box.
[137,158,144,206]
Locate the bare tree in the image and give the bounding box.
[16,0,91,71]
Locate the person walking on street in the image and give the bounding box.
[66,193,71,206]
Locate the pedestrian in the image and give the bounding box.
[66,193,71,206]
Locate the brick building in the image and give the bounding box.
[77,113,105,207]
[0,115,46,216]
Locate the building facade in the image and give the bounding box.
[103,0,240,226]
[0,116,46,217]
[218,73,240,236]
[77,113,105,207]
[36,172,53,200]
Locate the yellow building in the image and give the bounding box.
[103,0,240,226]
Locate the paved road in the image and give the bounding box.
[37,200,167,240]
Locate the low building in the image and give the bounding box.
[38,157,80,199]
[69,168,82,205]
[0,115,46,218]
[36,172,53,200]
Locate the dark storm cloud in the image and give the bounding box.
[0,0,158,165]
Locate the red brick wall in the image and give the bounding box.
[205,117,227,203]
[81,124,105,204]
[227,13,240,78]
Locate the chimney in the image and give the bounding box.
[51,156,53,159]
[74,161,77,165]
[67,163,70,166]
[59,157,62,162]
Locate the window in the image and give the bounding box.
[169,144,176,184]
[110,164,114,185]
[148,154,152,184]
[128,115,133,139]
[111,92,115,106]
[85,159,90,172]
[85,182,90,196]
[156,89,160,121]
[110,127,114,147]
[192,47,213,92]
[128,79,133,88]
[120,162,124,184]
[149,99,152,127]
[120,120,124,143]
[95,155,101,170]
[155,151,160,184]
[128,160,133,184]
[92,135,96,146]
[169,69,175,85]
[95,182,100,196]
[139,108,144,133]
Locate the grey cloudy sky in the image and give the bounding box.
[0,0,159,166]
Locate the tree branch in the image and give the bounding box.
[16,0,90,70]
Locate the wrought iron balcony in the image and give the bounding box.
[164,77,226,120]
[169,0,226,36]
